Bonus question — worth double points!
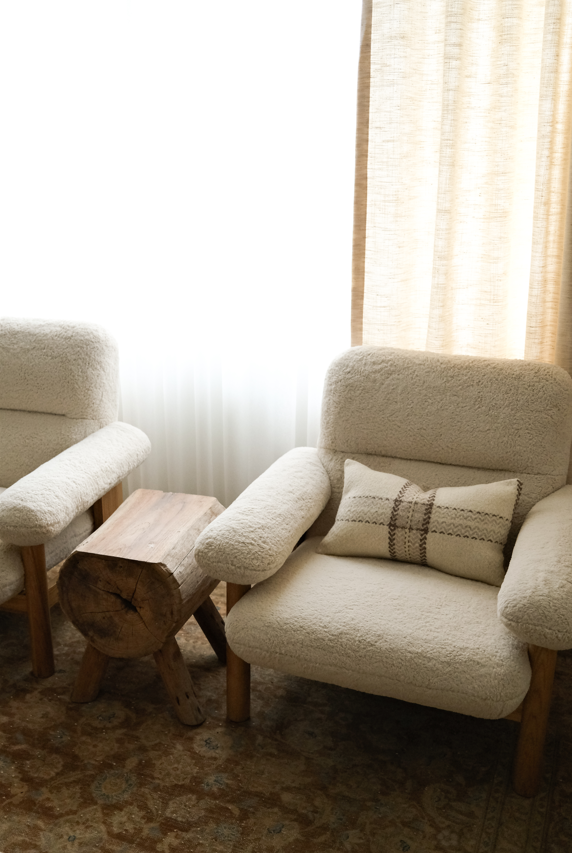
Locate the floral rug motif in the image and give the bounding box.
[0,584,571,853]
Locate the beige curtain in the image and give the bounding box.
[352,0,572,372]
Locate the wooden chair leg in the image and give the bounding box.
[93,482,123,529]
[20,484,123,680]
[22,544,54,678]
[513,645,557,797]
[226,583,251,722]
[71,642,111,702]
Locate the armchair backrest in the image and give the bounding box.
[0,318,119,487]
[310,346,572,545]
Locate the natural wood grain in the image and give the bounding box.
[513,645,557,797]
[58,490,225,659]
[0,590,28,614]
[60,552,173,658]
[193,595,227,664]
[504,704,523,723]
[21,544,54,678]
[83,490,218,563]
[0,560,64,614]
[226,583,251,722]
[71,642,111,703]
[0,484,124,679]
[93,482,124,529]
[1,483,123,617]
[227,582,251,612]
[59,489,226,723]
[153,636,205,726]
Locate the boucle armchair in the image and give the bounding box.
[195,346,572,798]
[0,318,151,678]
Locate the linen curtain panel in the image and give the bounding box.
[0,1,360,506]
[352,0,572,370]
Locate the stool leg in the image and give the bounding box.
[154,636,205,726]
[193,596,226,664]
[71,643,111,702]
[226,583,251,722]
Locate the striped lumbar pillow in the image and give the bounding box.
[317,460,522,586]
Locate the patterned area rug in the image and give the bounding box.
[0,584,571,853]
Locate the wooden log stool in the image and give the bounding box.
[58,489,225,726]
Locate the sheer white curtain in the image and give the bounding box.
[352,0,572,367]
[0,2,360,506]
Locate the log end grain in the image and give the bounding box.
[58,493,225,659]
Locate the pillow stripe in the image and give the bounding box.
[388,481,413,560]
[419,489,437,566]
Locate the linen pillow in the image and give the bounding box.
[317,460,522,586]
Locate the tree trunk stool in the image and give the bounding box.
[58,489,226,726]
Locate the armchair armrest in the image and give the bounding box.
[498,485,572,649]
[194,447,331,585]
[0,422,151,546]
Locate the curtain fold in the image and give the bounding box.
[351,0,373,346]
[352,0,572,369]
[526,0,572,367]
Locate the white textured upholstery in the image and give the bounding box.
[195,447,331,585]
[0,318,120,485]
[0,411,105,489]
[0,317,118,421]
[227,538,531,719]
[0,487,94,601]
[311,347,572,541]
[0,422,151,546]
[0,318,151,605]
[498,486,572,649]
[196,345,572,720]
[307,449,564,545]
[319,346,572,475]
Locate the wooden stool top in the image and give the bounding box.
[80,489,220,564]
[58,489,225,659]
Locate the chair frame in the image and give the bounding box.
[0,483,123,679]
[225,581,557,798]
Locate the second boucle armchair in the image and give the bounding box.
[0,318,151,677]
[195,345,572,797]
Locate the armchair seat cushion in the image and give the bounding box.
[226,538,531,719]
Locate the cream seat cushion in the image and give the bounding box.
[0,487,93,602]
[226,537,531,719]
